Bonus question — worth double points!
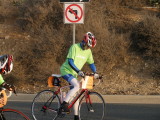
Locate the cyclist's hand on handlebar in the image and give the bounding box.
[2,82,15,91]
[78,71,85,77]
[94,73,103,80]
[94,73,99,79]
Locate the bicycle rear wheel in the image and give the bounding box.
[31,90,60,120]
[79,92,105,120]
[1,108,30,120]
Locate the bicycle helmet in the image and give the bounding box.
[0,55,13,75]
[83,32,96,48]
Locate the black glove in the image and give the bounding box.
[78,71,85,77]
[2,82,15,91]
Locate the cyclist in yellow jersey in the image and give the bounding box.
[60,32,99,120]
[0,55,14,91]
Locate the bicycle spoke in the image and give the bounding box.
[31,90,61,120]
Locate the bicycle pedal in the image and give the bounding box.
[59,108,71,114]
[58,113,66,118]
[63,111,70,114]
[59,110,70,115]
[57,110,66,118]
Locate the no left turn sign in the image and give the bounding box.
[64,3,84,24]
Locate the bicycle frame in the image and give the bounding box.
[54,85,92,110]
[45,74,102,112]
[69,89,92,109]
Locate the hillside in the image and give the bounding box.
[0,0,160,94]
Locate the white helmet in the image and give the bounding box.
[0,55,13,74]
[83,32,97,48]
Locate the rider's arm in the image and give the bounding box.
[89,63,96,73]
[90,63,99,79]
[67,45,80,73]
[68,58,80,73]
[87,50,96,73]
[0,74,4,86]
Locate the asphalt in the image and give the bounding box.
[5,94,160,120]
[8,94,160,104]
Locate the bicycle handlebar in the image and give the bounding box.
[83,73,103,80]
[81,73,103,86]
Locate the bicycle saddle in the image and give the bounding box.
[51,74,62,78]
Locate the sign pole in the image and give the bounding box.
[73,24,76,44]
[64,3,85,44]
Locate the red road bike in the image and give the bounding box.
[31,73,105,120]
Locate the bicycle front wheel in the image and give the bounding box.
[31,90,61,120]
[1,108,30,120]
[79,92,105,120]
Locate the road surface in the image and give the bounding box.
[5,94,160,120]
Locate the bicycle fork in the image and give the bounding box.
[85,91,94,113]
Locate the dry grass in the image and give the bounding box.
[0,0,159,94]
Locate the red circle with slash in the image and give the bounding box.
[65,4,83,23]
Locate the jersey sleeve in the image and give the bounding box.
[67,45,76,59]
[87,51,94,64]
[89,63,96,73]
[68,58,79,73]
[0,74,4,85]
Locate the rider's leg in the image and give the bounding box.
[66,78,80,120]
[65,78,80,120]
[73,99,79,120]
[61,75,80,113]
[63,78,80,102]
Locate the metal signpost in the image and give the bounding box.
[61,0,89,44]
[64,3,84,44]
